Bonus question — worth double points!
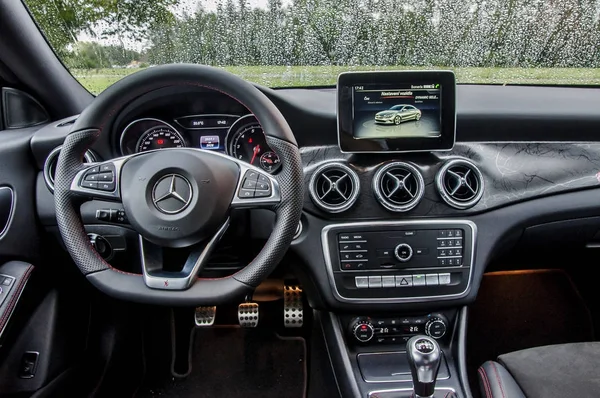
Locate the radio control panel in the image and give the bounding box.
[322,221,476,303]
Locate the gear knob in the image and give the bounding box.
[406,335,441,398]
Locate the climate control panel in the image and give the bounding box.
[323,221,476,303]
[348,313,449,345]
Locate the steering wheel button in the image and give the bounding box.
[244,171,259,181]
[84,174,99,181]
[87,166,100,174]
[254,189,271,198]
[256,181,270,191]
[242,179,258,189]
[100,163,115,173]
[82,181,98,189]
[98,182,115,191]
[98,172,114,182]
[238,188,255,198]
[257,174,269,183]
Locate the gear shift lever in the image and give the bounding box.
[406,335,442,398]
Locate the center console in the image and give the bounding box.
[322,220,476,303]
[314,70,471,398]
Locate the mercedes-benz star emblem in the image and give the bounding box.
[152,174,193,214]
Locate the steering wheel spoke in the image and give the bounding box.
[141,218,231,290]
[70,158,125,202]
[230,163,281,209]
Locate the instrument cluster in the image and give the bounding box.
[119,113,281,174]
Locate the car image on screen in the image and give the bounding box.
[374,104,422,125]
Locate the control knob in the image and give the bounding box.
[425,316,447,339]
[350,317,375,343]
[394,243,413,262]
[88,233,113,261]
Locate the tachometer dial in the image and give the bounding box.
[227,116,281,173]
[136,126,185,152]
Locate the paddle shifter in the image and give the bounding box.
[406,335,442,398]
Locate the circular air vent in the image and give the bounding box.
[43,146,96,192]
[373,162,424,212]
[436,159,484,209]
[309,163,360,213]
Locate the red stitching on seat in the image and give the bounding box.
[478,367,493,398]
[491,362,507,398]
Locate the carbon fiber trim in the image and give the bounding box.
[54,129,110,275]
[233,136,304,287]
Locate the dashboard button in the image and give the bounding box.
[396,275,413,287]
[368,276,382,288]
[377,249,393,258]
[439,273,451,285]
[339,234,351,241]
[382,276,395,288]
[238,188,255,198]
[415,248,429,255]
[426,274,439,286]
[413,274,426,286]
[439,258,448,266]
[350,252,367,260]
[81,181,98,189]
[455,229,463,237]
[355,277,369,289]
[98,182,115,191]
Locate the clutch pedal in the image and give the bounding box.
[194,306,216,327]
[238,302,259,327]
[284,285,303,328]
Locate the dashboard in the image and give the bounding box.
[27,81,600,312]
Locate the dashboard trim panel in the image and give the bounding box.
[321,220,477,303]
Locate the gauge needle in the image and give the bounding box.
[250,145,261,164]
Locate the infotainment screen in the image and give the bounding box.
[337,71,456,153]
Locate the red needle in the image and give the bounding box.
[250,145,260,165]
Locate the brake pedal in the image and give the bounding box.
[238,302,259,327]
[194,306,216,327]
[284,285,303,328]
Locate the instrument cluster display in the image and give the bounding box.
[119,114,281,174]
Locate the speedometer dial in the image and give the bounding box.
[227,116,281,173]
[136,126,185,152]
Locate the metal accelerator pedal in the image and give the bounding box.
[194,306,217,327]
[284,285,303,328]
[238,302,259,327]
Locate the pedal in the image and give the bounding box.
[284,285,303,328]
[194,306,216,327]
[238,302,259,327]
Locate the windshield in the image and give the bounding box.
[23,0,600,94]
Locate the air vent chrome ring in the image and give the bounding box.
[44,145,96,193]
[436,158,484,209]
[373,162,424,212]
[309,162,360,213]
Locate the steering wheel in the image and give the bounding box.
[53,64,303,306]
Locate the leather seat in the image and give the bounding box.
[478,342,600,398]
